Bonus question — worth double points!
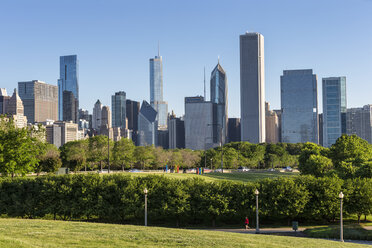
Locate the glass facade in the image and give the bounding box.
[58,55,79,122]
[149,55,168,129]
[111,91,127,129]
[210,63,227,144]
[281,69,319,144]
[322,77,347,147]
[138,101,158,146]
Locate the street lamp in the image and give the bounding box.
[255,189,260,234]
[107,135,110,173]
[144,188,148,226]
[339,191,344,242]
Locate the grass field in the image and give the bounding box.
[0,219,367,248]
[304,224,372,241]
[129,171,298,183]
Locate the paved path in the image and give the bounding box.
[208,228,372,246]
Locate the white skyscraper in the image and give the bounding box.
[240,32,265,143]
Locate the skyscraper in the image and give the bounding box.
[126,99,140,144]
[227,118,241,143]
[281,69,319,144]
[210,61,228,145]
[150,50,168,129]
[7,89,27,128]
[346,105,372,144]
[138,100,158,146]
[240,32,265,143]
[184,96,213,150]
[265,102,280,144]
[92,100,102,131]
[322,77,347,147]
[101,106,111,129]
[168,112,185,149]
[62,91,77,123]
[0,88,10,115]
[58,55,79,122]
[111,91,127,129]
[18,80,58,124]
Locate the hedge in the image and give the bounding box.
[0,174,370,226]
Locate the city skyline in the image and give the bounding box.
[0,1,371,118]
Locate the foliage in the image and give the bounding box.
[113,138,135,170]
[36,144,62,174]
[60,140,88,172]
[0,117,44,177]
[344,178,372,223]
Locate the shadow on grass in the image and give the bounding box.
[304,224,372,241]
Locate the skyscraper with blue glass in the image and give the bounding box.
[58,55,79,122]
[150,51,168,130]
[322,77,347,147]
[210,61,228,145]
[111,91,127,130]
[281,69,319,144]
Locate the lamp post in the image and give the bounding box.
[107,135,110,173]
[339,191,344,242]
[144,188,148,226]
[255,189,260,234]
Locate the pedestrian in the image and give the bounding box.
[245,216,249,230]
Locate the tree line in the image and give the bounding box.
[1,116,371,177]
[0,174,370,226]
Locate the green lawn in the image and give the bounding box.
[0,218,366,248]
[129,171,298,183]
[304,224,372,241]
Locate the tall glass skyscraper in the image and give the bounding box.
[240,32,265,143]
[58,55,79,122]
[210,61,228,145]
[138,100,158,146]
[111,91,127,129]
[150,51,168,129]
[322,77,346,147]
[281,69,319,144]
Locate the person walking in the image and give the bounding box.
[245,216,249,230]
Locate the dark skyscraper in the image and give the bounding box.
[62,91,77,123]
[111,91,127,129]
[210,61,228,145]
[240,32,265,143]
[228,118,241,142]
[138,100,158,146]
[126,99,140,144]
[58,55,79,122]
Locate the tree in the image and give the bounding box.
[299,154,333,177]
[152,147,170,169]
[36,144,62,175]
[87,135,108,171]
[344,178,372,223]
[60,140,88,172]
[134,146,154,169]
[113,138,135,171]
[330,134,372,178]
[0,117,43,177]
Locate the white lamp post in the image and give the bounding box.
[144,188,148,226]
[339,191,344,242]
[255,189,260,234]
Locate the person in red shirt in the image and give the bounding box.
[245,216,249,230]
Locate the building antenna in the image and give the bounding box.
[204,66,206,100]
[218,55,220,64]
[158,41,160,57]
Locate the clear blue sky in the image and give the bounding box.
[0,0,371,118]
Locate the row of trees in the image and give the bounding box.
[298,134,372,179]
[1,116,371,177]
[0,174,370,226]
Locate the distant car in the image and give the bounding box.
[285,166,293,172]
[238,166,250,172]
[267,168,276,172]
[128,169,142,173]
[213,168,223,173]
[98,169,109,173]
